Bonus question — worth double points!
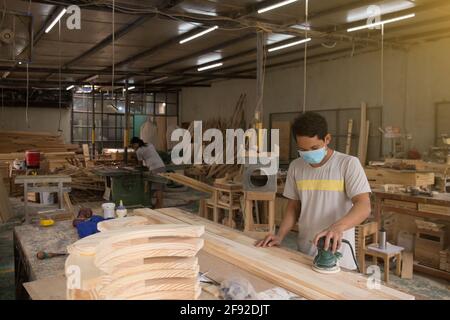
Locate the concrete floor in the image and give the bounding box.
[1,189,449,300]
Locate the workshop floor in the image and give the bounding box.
[1,189,449,300]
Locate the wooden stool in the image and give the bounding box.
[357,222,403,282]
[204,183,242,228]
[243,191,275,237]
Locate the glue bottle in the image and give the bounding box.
[115,200,127,218]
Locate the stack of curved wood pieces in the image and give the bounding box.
[65,217,204,300]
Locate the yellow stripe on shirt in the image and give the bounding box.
[296,180,345,191]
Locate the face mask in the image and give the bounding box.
[298,146,327,164]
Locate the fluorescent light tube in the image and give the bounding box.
[179,26,218,44]
[45,8,67,33]
[127,86,136,90]
[151,76,169,83]
[268,38,312,52]
[258,0,298,14]
[197,62,223,72]
[85,74,99,82]
[66,85,75,90]
[347,13,415,32]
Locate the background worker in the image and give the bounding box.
[130,137,166,209]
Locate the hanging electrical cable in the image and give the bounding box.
[111,0,115,104]
[1,87,4,129]
[381,24,384,107]
[302,0,309,113]
[25,0,31,128]
[57,16,63,133]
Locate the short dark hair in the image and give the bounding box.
[130,137,146,147]
[291,112,328,140]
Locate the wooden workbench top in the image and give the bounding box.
[14,220,78,281]
[15,219,288,300]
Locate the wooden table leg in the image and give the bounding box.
[384,256,390,283]
[396,253,402,277]
[23,183,29,223]
[374,196,383,228]
[268,199,275,233]
[244,199,253,232]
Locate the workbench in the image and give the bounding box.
[13,218,297,300]
[14,208,414,300]
[14,175,72,223]
[372,190,450,280]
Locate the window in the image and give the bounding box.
[71,91,179,152]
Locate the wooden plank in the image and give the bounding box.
[15,175,72,184]
[133,208,414,300]
[0,172,14,222]
[401,251,413,279]
[271,121,291,162]
[384,199,417,210]
[161,172,213,194]
[357,102,367,164]
[345,119,353,155]
[418,203,450,215]
[365,168,435,187]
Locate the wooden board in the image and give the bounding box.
[133,208,414,300]
[357,102,367,165]
[401,251,413,279]
[364,168,435,187]
[271,121,291,162]
[0,172,14,223]
[418,203,450,216]
[97,216,149,232]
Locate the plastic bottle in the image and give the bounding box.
[115,200,127,218]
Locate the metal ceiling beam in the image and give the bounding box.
[0,78,210,88]
[103,31,255,84]
[1,66,254,80]
[42,0,185,81]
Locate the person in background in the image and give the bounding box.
[130,137,166,209]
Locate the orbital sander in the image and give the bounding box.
[312,236,360,274]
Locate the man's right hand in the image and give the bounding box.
[255,234,281,248]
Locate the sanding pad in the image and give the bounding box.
[312,264,341,274]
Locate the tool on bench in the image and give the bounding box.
[36,251,68,260]
[312,236,360,274]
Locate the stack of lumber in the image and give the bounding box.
[0,131,79,153]
[439,249,450,272]
[54,164,104,192]
[364,167,435,188]
[133,208,414,300]
[65,221,204,300]
[185,94,247,180]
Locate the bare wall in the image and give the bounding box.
[0,107,71,142]
[181,37,450,155]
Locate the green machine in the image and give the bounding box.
[93,167,167,208]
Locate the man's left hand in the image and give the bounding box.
[313,225,344,253]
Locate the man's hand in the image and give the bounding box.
[255,234,281,248]
[313,225,344,253]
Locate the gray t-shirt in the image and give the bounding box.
[136,144,165,171]
[283,151,371,270]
